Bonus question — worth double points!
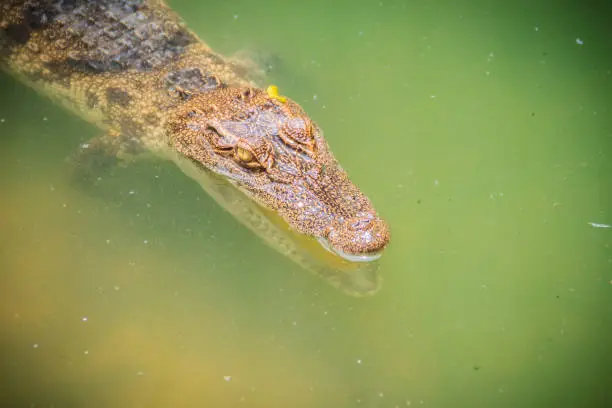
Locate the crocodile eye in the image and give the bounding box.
[234,138,274,170]
[236,146,254,162]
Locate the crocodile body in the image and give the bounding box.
[0,0,390,296]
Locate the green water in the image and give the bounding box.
[1,0,611,407]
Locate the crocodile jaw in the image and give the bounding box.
[172,151,383,296]
[317,237,383,262]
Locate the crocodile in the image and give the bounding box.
[0,0,390,296]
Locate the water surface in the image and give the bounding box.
[1,0,611,407]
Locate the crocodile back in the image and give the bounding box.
[0,0,251,153]
[0,0,197,76]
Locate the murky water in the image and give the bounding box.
[2,0,612,407]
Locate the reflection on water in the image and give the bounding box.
[2,0,612,407]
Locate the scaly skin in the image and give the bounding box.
[0,0,390,296]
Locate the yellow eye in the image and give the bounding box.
[236,147,254,162]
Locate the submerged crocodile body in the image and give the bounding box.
[0,0,390,295]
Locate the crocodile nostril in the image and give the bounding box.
[349,214,375,231]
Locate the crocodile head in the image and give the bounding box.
[168,86,390,293]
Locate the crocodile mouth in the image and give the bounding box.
[316,237,383,262]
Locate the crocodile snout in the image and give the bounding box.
[321,213,390,262]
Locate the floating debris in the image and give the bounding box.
[588,222,611,228]
[576,38,584,45]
